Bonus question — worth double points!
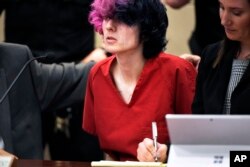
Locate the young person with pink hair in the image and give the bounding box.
[82,0,196,162]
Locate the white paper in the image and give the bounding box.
[91,161,166,167]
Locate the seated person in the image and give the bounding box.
[82,0,197,162]
[0,42,95,159]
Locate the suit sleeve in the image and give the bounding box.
[26,47,95,111]
[191,52,207,114]
[191,44,217,114]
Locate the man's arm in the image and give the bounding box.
[32,59,95,111]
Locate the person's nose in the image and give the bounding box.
[105,19,116,31]
[220,10,231,26]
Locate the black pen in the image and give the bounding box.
[152,122,158,162]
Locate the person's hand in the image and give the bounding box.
[81,48,108,64]
[0,149,18,159]
[179,53,200,70]
[137,138,167,162]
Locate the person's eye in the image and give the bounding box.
[233,11,242,16]
[232,10,243,16]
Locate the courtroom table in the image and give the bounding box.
[12,159,91,167]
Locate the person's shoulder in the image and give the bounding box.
[157,52,197,82]
[201,41,222,61]
[203,41,221,53]
[158,51,188,62]
[0,43,30,58]
[0,42,29,51]
[158,52,196,71]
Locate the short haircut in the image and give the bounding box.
[89,0,168,59]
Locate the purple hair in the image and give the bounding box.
[89,0,130,34]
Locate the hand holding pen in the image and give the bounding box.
[137,137,168,162]
[152,122,158,162]
[137,123,168,162]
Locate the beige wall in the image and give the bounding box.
[0,2,195,55]
[0,12,4,42]
[165,2,194,55]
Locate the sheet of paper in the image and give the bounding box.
[91,161,167,167]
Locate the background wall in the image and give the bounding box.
[165,1,195,55]
[0,12,4,41]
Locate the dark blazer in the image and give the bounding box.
[0,43,94,159]
[192,42,250,114]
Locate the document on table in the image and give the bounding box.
[91,161,167,167]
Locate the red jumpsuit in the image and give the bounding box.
[83,52,196,161]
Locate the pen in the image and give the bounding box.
[152,121,158,162]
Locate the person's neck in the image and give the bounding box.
[111,51,146,103]
[238,43,250,60]
[115,51,146,83]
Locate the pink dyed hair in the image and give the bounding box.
[88,0,129,34]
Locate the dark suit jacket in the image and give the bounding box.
[0,43,94,159]
[192,42,250,114]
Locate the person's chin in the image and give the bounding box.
[226,34,238,41]
[104,46,119,54]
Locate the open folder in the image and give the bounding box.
[91,161,167,167]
